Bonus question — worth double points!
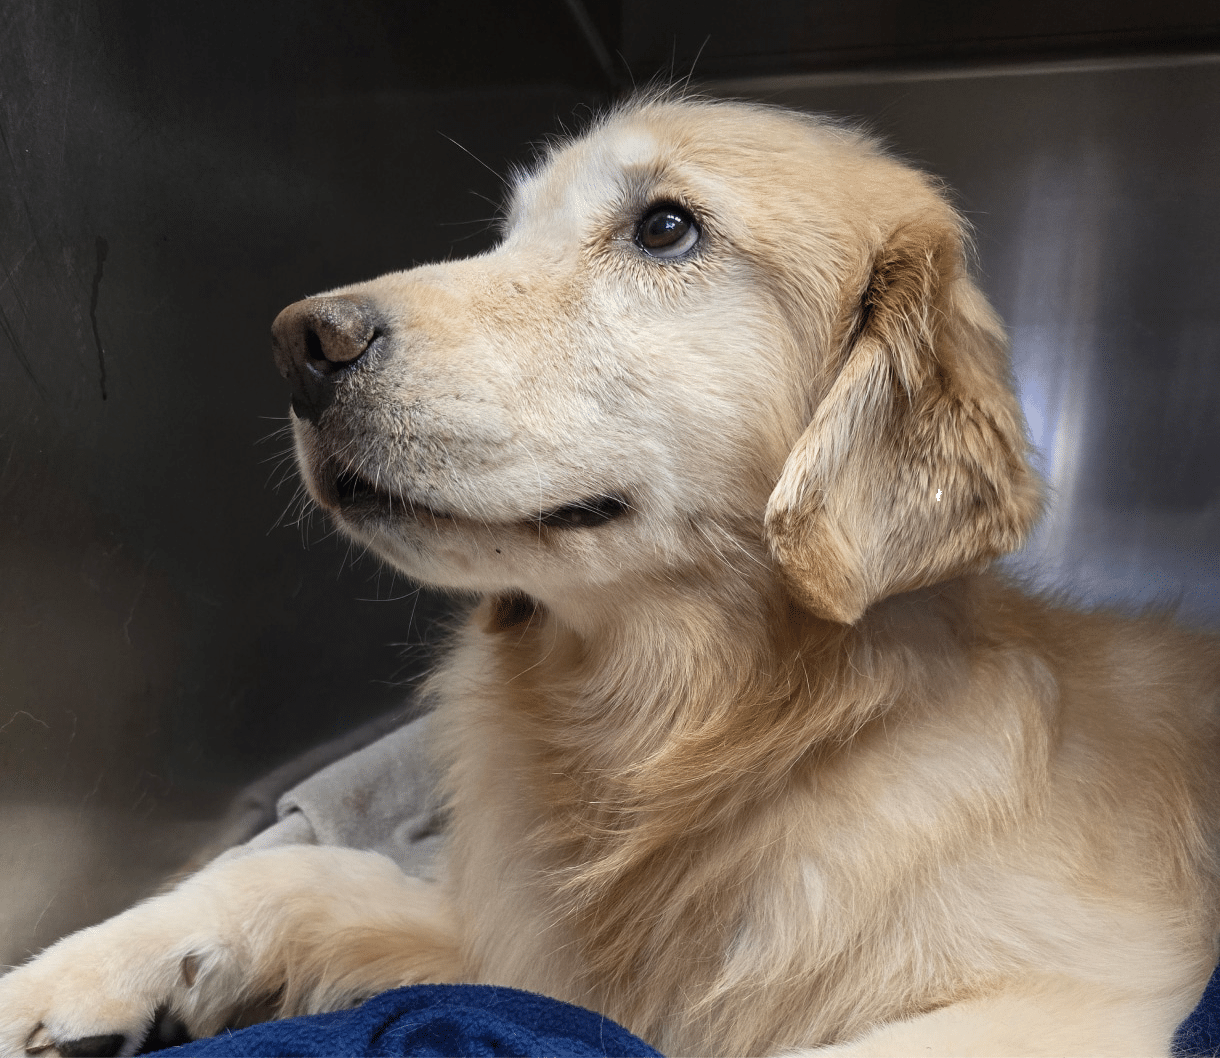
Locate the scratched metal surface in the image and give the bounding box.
[0,4,597,964]
[1,7,1218,972]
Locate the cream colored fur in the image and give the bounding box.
[2,94,1218,1057]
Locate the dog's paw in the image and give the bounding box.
[13,1008,191,1058]
[0,921,237,1058]
[0,959,144,1056]
[0,847,459,1057]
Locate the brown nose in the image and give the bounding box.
[271,296,382,423]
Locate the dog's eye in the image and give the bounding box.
[635,204,699,259]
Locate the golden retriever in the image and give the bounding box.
[2,93,1218,1058]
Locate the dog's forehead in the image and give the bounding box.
[586,121,662,170]
[508,118,669,237]
[504,102,859,242]
[559,120,667,193]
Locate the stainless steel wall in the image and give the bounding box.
[2,7,1217,971]
[719,57,1220,623]
[0,4,597,964]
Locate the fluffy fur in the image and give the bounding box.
[2,94,1218,1057]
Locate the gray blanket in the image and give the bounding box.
[216,712,445,880]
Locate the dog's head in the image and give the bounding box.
[273,96,1042,625]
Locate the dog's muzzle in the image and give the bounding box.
[270,294,634,533]
[271,295,383,423]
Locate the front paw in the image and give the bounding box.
[0,926,234,1057]
[22,1027,144,1058]
[15,1005,191,1058]
[1,965,141,1056]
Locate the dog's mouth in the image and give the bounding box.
[537,494,630,529]
[329,468,630,531]
[331,469,445,519]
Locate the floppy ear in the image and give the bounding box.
[764,219,1043,624]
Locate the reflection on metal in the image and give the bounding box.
[1006,144,1111,590]
[721,58,1220,622]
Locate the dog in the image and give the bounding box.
[2,92,1218,1057]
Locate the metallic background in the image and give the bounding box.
[2,2,1217,967]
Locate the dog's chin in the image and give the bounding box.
[313,466,631,535]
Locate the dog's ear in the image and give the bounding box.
[764,219,1043,624]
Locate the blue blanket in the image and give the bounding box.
[1177,960,1220,1057]
[160,985,661,1057]
[157,968,1220,1057]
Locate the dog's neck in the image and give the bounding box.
[477,571,963,830]
[466,572,980,1043]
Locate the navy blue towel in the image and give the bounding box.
[154,967,1220,1057]
[159,984,662,1057]
[1176,960,1220,1057]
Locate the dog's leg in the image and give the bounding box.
[793,978,1185,1057]
[0,845,463,1058]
